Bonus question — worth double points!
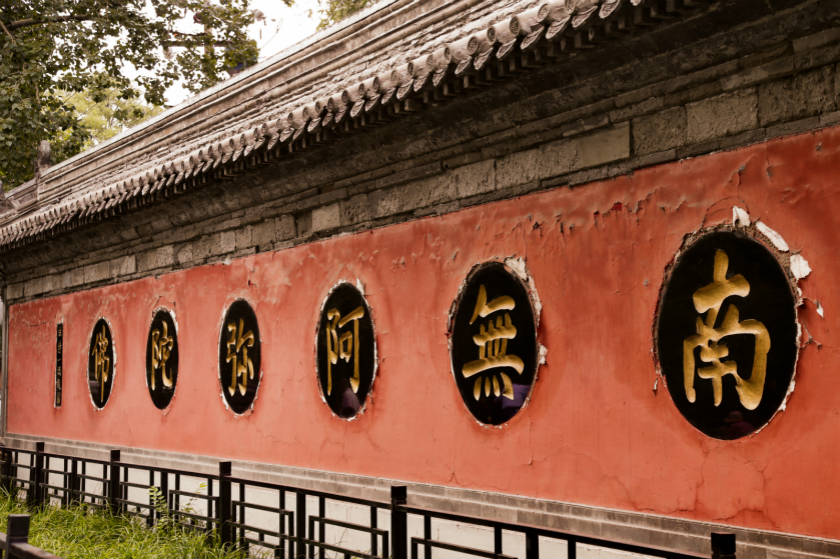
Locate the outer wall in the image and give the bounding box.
[8,127,838,539]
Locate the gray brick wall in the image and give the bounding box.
[5,14,840,305]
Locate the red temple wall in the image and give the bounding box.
[8,126,839,538]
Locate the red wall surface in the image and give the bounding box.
[8,127,839,538]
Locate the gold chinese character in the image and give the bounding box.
[461,285,524,400]
[150,322,174,391]
[682,249,771,410]
[226,319,255,397]
[325,306,365,395]
[91,324,110,402]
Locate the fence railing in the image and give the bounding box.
[0,514,61,559]
[0,442,737,559]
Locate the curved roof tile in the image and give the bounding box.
[0,0,703,251]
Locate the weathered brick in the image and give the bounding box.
[252,219,275,247]
[496,125,629,189]
[758,66,836,125]
[373,176,453,218]
[686,89,758,144]
[111,255,136,278]
[453,160,496,198]
[574,123,630,170]
[609,95,663,123]
[176,243,194,266]
[766,116,822,139]
[835,62,840,99]
[192,234,216,260]
[311,203,341,232]
[235,225,253,251]
[70,267,85,287]
[220,230,236,253]
[295,212,312,237]
[341,194,371,225]
[60,270,74,289]
[820,110,840,126]
[276,215,296,240]
[792,28,840,54]
[720,57,795,91]
[495,146,547,188]
[716,128,766,152]
[633,107,687,155]
[795,40,840,71]
[7,282,24,301]
[23,276,44,296]
[561,114,612,138]
[117,226,141,242]
[137,245,174,271]
[83,261,110,284]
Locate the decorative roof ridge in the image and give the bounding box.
[23,0,493,209]
[0,0,699,252]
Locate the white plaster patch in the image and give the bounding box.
[504,256,543,319]
[504,256,528,281]
[790,253,812,280]
[779,379,795,411]
[755,221,790,252]
[538,343,547,367]
[732,206,751,227]
[506,255,547,367]
[817,300,824,318]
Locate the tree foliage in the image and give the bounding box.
[64,88,165,148]
[315,0,375,30]
[0,0,374,191]
[0,0,281,189]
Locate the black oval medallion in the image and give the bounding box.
[88,318,115,409]
[218,300,261,414]
[450,262,538,425]
[316,283,376,418]
[146,309,179,410]
[656,230,798,439]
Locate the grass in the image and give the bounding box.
[0,490,242,559]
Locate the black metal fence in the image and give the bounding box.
[0,443,736,559]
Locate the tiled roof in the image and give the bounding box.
[0,0,677,251]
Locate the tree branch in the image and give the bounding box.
[0,18,16,44]
[7,14,92,31]
[171,31,213,38]
[163,39,233,48]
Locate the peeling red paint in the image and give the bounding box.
[8,126,840,538]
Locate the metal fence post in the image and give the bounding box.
[27,443,44,508]
[525,528,539,559]
[218,461,232,547]
[6,514,30,559]
[390,486,407,559]
[295,491,306,559]
[68,458,80,506]
[711,532,736,559]
[108,450,121,515]
[160,472,169,521]
[1,446,14,494]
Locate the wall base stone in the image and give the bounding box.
[5,433,838,559]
